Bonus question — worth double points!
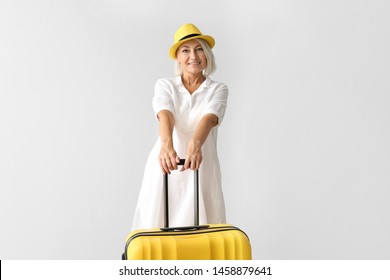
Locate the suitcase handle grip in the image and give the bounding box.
[162,159,200,229]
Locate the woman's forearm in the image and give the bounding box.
[157,110,179,173]
[157,110,175,144]
[191,113,218,147]
[182,113,218,170]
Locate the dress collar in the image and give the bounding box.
[175,76,211,93]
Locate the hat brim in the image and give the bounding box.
[169,35,215,60]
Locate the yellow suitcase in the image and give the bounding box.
[123,160,252,260]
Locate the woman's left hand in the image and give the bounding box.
[181,139,203,171]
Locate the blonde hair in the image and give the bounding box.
[175,39,216,76]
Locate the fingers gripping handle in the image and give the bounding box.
[163,159,199,230]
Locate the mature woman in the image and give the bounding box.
[131,23,228,230]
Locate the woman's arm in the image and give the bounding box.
[157,110,180,174]
[182,113,218,171]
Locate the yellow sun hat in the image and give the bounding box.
[169,23,215,60]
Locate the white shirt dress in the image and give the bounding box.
[131,76,228,231]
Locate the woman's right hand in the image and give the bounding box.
[159,140,180,174]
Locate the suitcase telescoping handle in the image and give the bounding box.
[161,159,209,231]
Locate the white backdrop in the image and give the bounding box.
[1,0,389,259]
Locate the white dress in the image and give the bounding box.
[131,76,229,231]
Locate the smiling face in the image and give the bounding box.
[176,39,207,76]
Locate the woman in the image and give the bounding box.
[131,23,228,230]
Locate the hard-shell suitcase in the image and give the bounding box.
[123,160,252,260]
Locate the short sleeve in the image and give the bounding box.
[152,79,175,119]
[202,84,228,125]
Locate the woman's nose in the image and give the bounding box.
[190,50,198,59]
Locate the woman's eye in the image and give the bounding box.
[182,49,189,53]
[197,48,203,51]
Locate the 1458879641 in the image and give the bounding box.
[212,266,272,276]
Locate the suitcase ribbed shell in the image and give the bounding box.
[124,224,252,260]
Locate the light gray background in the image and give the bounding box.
[1,0,389,259]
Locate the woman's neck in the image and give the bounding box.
[181,73,205,87]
